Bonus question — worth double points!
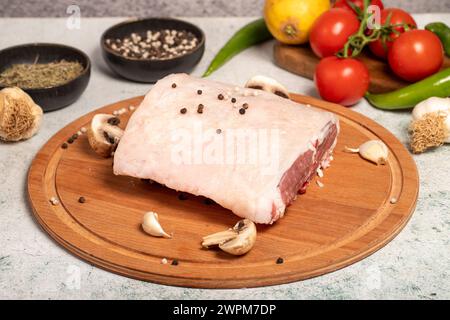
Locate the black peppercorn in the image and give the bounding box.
[180,108,187,114]
[172,83,177,88]
[171,259,179,266]
[78,197,86,204]
[239,108,246,115]
[218,94,224,100]
[61,143,68,149]
[276,257,284,264]
[197,89,202,95]
[231,97,236,103]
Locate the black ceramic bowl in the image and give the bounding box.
[0,43,91,112]
[101,18,205,83]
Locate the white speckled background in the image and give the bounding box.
[0,15,449,299]
[1,0,450,16]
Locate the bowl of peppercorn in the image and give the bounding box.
[101,17,205,83]
[0,43,91,112]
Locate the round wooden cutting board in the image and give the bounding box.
[28,94,419,288]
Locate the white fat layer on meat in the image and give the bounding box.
[113,74,339,224]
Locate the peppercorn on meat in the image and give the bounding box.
[113,74,339,224]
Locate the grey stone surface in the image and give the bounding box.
[0,16,449,299]
[1,0,450,17]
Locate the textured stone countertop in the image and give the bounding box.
[0,16,449,300]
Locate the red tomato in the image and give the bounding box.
[334,0,384,14]
[314,56,370,106]
[388,30,443,82]
[369,8,417,59]
[310,9,360,58]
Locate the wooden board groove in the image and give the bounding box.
[28,94,419,288]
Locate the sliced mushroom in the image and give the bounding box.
[87,114,124,157]
[202,219,257,256]
[245,75,290,99]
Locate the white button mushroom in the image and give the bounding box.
[202,219,257,256]
[87,114,124,158]
[245,75,290,99]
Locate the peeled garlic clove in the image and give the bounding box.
[202,219,257,256]
[358,140,388,165]
[245,75,290,99]
[345,140,388,165]
[142,212,172,238]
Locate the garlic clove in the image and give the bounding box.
[345,140,388,165]
[245,75,290,99]
[358,140,388,165]
[142,211,172,238]
[344,146,360,153]
[202,219,257,256]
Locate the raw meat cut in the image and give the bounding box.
[113,74,339,224]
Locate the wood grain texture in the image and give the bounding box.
[27,94,419,288]
[274,43,450,94]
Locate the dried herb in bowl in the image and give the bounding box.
[0,60,84,89]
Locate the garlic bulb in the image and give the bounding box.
[410,97,450,153]
[142,212,172,238]
[345,140,389,165]
[0,87,43,142]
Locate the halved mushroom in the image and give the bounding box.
[245,75,290,99]
[87,114,124,157]
[202,219,257,256]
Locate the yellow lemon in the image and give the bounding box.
[264,0,330,45]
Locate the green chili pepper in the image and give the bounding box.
[202,18,272,77]
[425,22,450,57]
[366,68,450,110]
